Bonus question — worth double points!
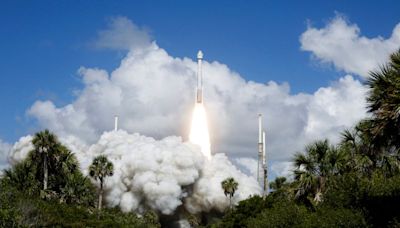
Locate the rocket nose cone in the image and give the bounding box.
[197,50,203,59]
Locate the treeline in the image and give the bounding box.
[210,50,400,227]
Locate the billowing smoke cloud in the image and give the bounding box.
[8,131,261,214]
[185,153,260,213]
[301,15,400,77]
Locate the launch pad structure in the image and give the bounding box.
[257,114,268,196]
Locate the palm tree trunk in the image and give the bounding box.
[43,154,48,190]
[98,180,103,210]
[229,196,232,210]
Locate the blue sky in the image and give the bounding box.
[0,0,400,143]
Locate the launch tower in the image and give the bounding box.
[257,114,268,196]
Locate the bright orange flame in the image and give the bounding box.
[189,103,211,159]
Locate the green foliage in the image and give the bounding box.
[323,172,400,227]
[3,160,41,195]
[143,210,162,228]
[221,177,239,209]
[216,195,366,228]
[221,177,239,198]
[246,200,309,228]
[89,155,114,210]
[3,140,96,206]
[219,195,267,227]
[366,49,400,150]
[269,176,288,191]
[300,206,366,228]
[293,140,340,202]
[0,179,158,227]
[60,172,96,205]
[89,155,114,182]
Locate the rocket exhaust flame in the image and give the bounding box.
[189,103,211,159]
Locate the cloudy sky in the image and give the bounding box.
[1,1,400,178]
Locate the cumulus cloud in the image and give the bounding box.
[234,157,258,178]
[93,16,152,51]
[300,15,400,77]
[270,161,293,179]
[8,130,261,214]
[26,17,369,180]
[0,139,11,173]
[8,135,33,165]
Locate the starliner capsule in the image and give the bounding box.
[196,50,204,103]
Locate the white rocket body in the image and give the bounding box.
[196,50,203,103]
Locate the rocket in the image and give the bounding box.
[196,50,204,103]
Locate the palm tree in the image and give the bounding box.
[340,125,376,175]
[366,49,400,150]
[269,176,287,192]
[32,129,57,190]
[89,155,114,210]
[293,140,339,202]
[221,177,238,209]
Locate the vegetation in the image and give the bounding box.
[221,177,239,209]
[1,49,400,227]
[0,130,159,227]
[89,155,114,210]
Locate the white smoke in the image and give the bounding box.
[185,153,261,214]
[8,130,261,215]
[0,140,12,173]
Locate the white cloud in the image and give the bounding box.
[26,18,368,179]
[0,139,11,173]
[93,16,152,51]
[270,161,293,179]
[8,135,33,165]
[234,157,258,179]
[300,15,400,77]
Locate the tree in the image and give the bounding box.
[5,132,96,205]
[269,176,288,192]
[221,177,238,209]
[341,121,400,177]
[366,49,400,150]
[89,155,114,210]
[293,140,340,202]
[32,130,58,190]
